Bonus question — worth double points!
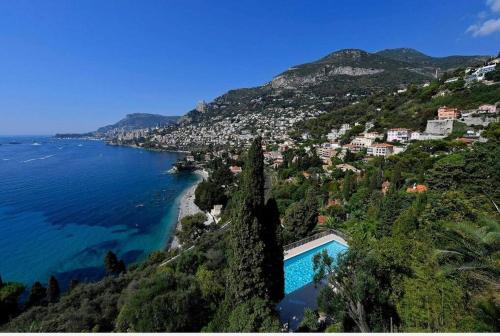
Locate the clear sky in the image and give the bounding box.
[0,0,499,135]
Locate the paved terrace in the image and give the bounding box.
[284,231,348,260]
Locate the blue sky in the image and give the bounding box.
[0,0,499,135]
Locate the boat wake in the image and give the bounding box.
[22,154,56,163]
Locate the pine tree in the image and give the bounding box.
[47,276,60,303]
[262,198,284,303]
[27,281,46,307]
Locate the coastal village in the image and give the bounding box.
[3,48,499,333]
[108,58,500,246]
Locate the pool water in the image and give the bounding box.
[284,240,348,294]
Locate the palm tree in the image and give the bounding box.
[437,217,499,289]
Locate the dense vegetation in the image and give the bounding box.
[1,56,499,332]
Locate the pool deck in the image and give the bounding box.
[284,233,348,261]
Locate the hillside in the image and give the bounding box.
[375,48,489,70]
[56,113,180,138]
[183,48,487,126]
[96,113,179,134]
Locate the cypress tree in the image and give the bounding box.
[342,171,355,201]
[47,276,60,303]
[228,137,267,304]
[69,279,80,291]
[229,196,267,303]
[391,162,403,190]
[243,136,265,209]
[262,198,284,303]
[27,281,46,307]
[0,274,3,288]
[104,250,121,275]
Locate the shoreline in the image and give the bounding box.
[166,169,207,250]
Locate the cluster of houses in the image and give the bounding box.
[465,61,498,84]
[315,103,498,168]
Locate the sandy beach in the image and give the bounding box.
[168,170,207,250]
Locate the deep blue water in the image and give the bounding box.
[284,240,347,294]
[0,136,198,287]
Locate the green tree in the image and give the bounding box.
[0,281,24,324]
[313,249,371,332]
[397,264,467,332]
[438,218,500,287]
[177,213,207,245]
[228,137,268,304]
[261,198,284,303]
[194,181,226,212]
[104,251,126,276]
[46,276,60,303]
[226,298,281,332]
[27,281,46,308]
[342,171,356,201]
[298,308,320,332]
[116,272,208,332]
[283,188,319,242]
[391,162,404,190]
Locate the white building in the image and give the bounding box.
[327,129,340,141]
[410,131,421,141]
[368,143,394,157]
[363,132,383,140]
[350,136,374,149]
[338,124,351,136]
[387,128,410,143]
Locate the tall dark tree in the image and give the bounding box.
[69,279,80,291]
[342,171,355,201]
[0,281,24,324]
[46,276,60,303]
[243,136,265,209]
[261,198,284,303]
[228,197,267,303]
[391,162,403,190]
[104,250,119,275]
[228,136,276,304]
[104,250,125,275]
[27,281,46,307]
[283,187,319,242]
[0,275,2,288]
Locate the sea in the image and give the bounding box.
[0,136,199,288]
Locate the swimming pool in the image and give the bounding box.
[284,239,348,294]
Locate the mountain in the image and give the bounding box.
[375,48,489,70]
[183,48,488,125]
[56,113,180,138]
[96,113,179,133]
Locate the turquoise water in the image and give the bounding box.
[284,240,348,294]
[0,136,198,287]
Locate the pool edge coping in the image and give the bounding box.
[283,233,348,261]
